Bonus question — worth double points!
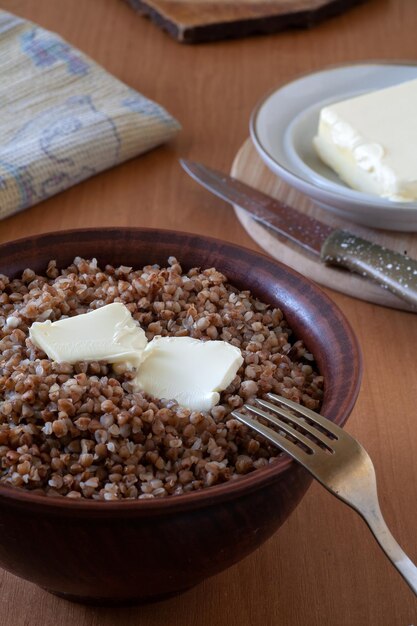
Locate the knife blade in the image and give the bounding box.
[180,159,417,309]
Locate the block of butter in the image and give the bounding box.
[313,78,417,202]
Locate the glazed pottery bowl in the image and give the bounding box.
[0,228,362,604]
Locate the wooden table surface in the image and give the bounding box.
[1,1,417,624]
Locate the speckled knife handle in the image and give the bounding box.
[321,230,417,308]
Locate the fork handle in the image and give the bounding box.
[359,502,417,595]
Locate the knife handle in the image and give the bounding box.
[321,230,417,308]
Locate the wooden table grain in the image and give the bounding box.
[1,1,417,624]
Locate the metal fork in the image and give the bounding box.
[232,393,417,596]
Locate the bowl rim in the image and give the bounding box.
[0,227,362,515]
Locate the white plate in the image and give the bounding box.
[250,62,417,231]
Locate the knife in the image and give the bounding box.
[180,159,417,309]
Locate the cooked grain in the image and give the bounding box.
[0,257,323,500]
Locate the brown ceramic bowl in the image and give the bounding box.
[0,228,362,605]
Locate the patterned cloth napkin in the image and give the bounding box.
[0,10,181,220]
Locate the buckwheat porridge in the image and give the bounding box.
[0,257,323,500]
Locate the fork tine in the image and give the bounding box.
[243,404,325,455]
[231,410,311,465]
[255,398,335,451]
[266,393,342,438]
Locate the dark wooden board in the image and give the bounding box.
[125,0,368,43]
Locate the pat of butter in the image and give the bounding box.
[133,336,243,412]
[29,302,147,369]
[313,78,417,201]
[29,303,244,412]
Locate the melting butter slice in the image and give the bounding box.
[29,303,244,412]
[29,302,147,369]
[133,336,243,412]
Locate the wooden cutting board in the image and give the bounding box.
[231,139,417,312]
[125,0,368,43]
